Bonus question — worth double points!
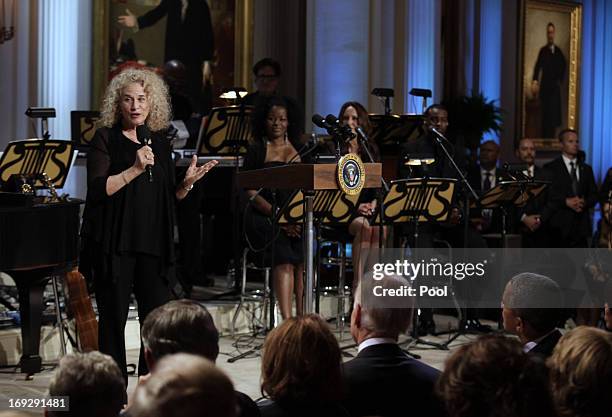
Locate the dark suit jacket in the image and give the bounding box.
[138,0,214,65]
[258,398,348,417]
[342,343,444,417]
[466,164,504,235]
[515,165,550,247]
[543,157,598,247]
[528,329,562,359]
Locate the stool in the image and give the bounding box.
[317,227,353,341]
[231,248,277,337]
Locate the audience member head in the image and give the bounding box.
[141,299,219,370]
[3,412,34,417]
[100,67,171,132]
[558,128,579,158]
[338,101,371,134]
[479,140,500,170]
[252,57,281,96]
[130,353,236,417]
[548,326,612,417]
[261,314,342,405]
[424,104,449,135]
[351,275,413,344]
[437,334,556,417]
[252,95,299,143]
[502,272,562,344]
[46,352,126,417]
[516,138,536,167]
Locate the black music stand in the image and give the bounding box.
[368,114,423,149]
[277,188,361,310]
[195,105,254,156]
[195,105,254,293]
[70,111,100,150]
[0,139,76,192]
[474,180,549,246]
[376,178,457,351]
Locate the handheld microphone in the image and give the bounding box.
[136,125,153,183]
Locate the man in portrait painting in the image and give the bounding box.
[531,22,566,138]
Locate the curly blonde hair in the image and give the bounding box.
[548,326,612,417]
[99,68,171,132]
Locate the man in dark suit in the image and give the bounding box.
[543,129,598,248]
[532,22,566,138]
[343,275,443,417]
[467,140,502,235]
[118,0,215,114]
[515,138,549,247]
[501,272,563,358]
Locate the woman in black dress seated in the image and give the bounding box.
[258,314,348,417]
[80,68,217,380]
[243,96,304,319]
[337,101,385,289]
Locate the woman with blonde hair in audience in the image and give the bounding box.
[548,326,612,417]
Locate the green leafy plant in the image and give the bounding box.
[444,92,503,152]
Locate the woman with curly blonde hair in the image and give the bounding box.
[80,68,217,382]
[548,326,612,417]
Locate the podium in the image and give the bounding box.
[237,163,382,313]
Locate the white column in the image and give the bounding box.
[478,0,502,141]
[37,0,92,198]
[403,0,442,112]
[305,0,370,132]
[0,0,34,148]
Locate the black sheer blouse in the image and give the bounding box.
[80,125,176,285]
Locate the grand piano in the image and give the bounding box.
[0,198,82,374]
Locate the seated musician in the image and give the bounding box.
[337,101,386,291]
[397,104,487,334]
[243,96,305,320]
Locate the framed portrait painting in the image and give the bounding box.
[517,0,582,151]
[92,0,253,112]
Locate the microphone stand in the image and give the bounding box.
[429,128,486,341]
[355,131,390,261]
[430,129,478,251]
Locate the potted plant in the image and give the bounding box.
[444,92,503,156]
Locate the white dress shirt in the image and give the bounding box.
[481,167,497,190]
[357,337,397,353]
[562,154,580,181]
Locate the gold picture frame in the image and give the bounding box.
[517,0,581,151]
[92,0,253,110]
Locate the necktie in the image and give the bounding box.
[483,172,492,192]
[570,162,580,196]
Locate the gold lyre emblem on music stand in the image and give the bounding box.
[337,153,365,195]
